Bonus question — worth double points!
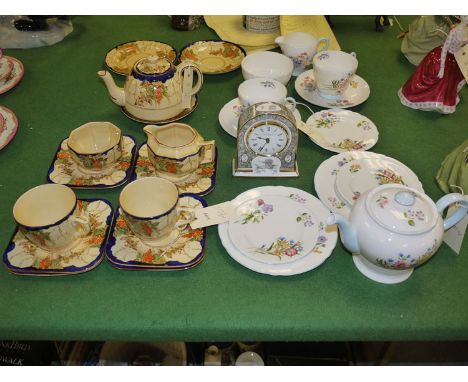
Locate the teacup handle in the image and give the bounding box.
[435,193,468,231]
[199,140,216,165]
[71,216,91,239]
[175,206,196,230]
[316,37,330,53]
[285,97,297,111]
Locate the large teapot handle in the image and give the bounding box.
[435,193,468,230]
[178,61,203,109]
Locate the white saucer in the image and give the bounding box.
[0,56,24,95]
[305,109,378,152]
[295,70,370,108]
[314,151,424,219]
[218,97,303,138]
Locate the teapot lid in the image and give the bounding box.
[132,56,174,82]
[365,184,438,235]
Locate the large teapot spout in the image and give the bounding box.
[328,213,360,253]
[97,70,125,107]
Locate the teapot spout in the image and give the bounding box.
[97,70,125,107]
[328,213,360,253]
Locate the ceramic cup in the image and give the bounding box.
[119,177,195,246]
[67,122,123,173]
[241,51,294,85]
[144,123,215,181]
[312,50,358,100]
[237,78,297,111]
[13,184,90,252]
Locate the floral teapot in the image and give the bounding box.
[98,56,203,122]
[328,184,468,284]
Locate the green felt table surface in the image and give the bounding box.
[0,16,467,342]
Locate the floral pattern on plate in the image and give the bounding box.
[179,40,246,74]
[132,144,217,196]
[0,57,25,95]
[295,70,370,109]
[252,237,304,260]
[106,195,207,270]
[314,151,425,219]
[305,109,378,153]
[0,106,19,151]
[47,136,137,189]
[236,199,273,224]
[3,199,113,276]
[105,40,177,76]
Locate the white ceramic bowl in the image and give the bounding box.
[241,51,294,85]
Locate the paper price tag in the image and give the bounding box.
[190,202,239,229]
[454,44,468,83]
[443,204,468,255]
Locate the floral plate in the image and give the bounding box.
[132,144,217,196]
[295,70,370,108]
[121,95,198,125]
[314,151,425,219]
[218,186,337,276]
[218,97,303,138]
[0,56,25,95]
[305,109,379,152]
[179,40,246,74]
[106,195,207,271]
[0,105,19,151]
[105,40,177,76]
[3,199,113,276]
[47,135,137,189]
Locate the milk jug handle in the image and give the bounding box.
[435,193,468,231]
[316,37,330,53]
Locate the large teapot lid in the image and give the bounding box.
[365,184,438,235]
[132,56,174,82]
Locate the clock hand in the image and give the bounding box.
[259,138,270,152]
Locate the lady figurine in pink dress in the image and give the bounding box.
[398,16,467,114]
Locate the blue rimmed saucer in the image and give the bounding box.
[3,199,113,276]
[131,144,217,196]
[106,194,207,271]
[47,135,137,189]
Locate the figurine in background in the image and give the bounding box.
[398,16,467,114]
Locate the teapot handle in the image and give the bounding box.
[316,37,330,53]
[435,193,468,230]
[179,61,203,97]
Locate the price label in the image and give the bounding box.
[190,202,239,229]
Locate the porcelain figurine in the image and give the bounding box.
[98,56,203,122]
[328,183,468,283]
[398,16,467,114]
[144,123,215,181]
[275,32,330,76]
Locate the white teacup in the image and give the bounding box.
[13,184,90,252]
[67,121,123,174]
[119,177,195,246]
[312,50,358,100]
[241,51,294,85]
[237,78,296,110]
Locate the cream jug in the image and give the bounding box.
[275,32,330,76]
[143,123,215,181]
[98,57,203,122]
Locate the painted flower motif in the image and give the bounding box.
[141,249,155,264]
[301,76,316,92]
[314,111,341,129]
[331,139,366,151]
[39,257,52,269]
[328,99,353,107]
[349,164,361,173]
[375,168,405,185]
[317,53,330,60]
[291,52,310,66]
[331,156,355,175]
[232,104,245,117]
[260,80,276,88]
[357,120,372,130]
[296,212,314,227]
[403,209,425,226]
[352,191,361,202]
[252,237,304,260]
[328,197,346,209]
[312,222,328,253]
[376,195,389,208]
[376,253,416,270]
[289,193,307,204]
[236,199,274,224]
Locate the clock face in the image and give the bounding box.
[246,122,289,156]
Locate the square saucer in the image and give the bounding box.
[106,195,207,271]
[47,135,137,189]
[131,144,217,196]
[3,199,113,276]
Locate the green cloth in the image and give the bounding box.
[0,16,467,342]
[436,140,468,194]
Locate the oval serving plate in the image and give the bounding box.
[105,40,177,76]
[179,40,246,74]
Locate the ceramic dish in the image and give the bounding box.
[132,144,217,196]
[106,194,207,271]
[105,40,177,76]
[3,199,113,276]
[218,97,303,138]
[179,40,246,74]
[0,105,19,151]
[121,95,198,125]
[305,109,378,152]
[314,151,425,219]
[0,54,13,82]
[0,57,25,95]
[218,186,337,276]
[47,135,137,189]
[295,70,370,108]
